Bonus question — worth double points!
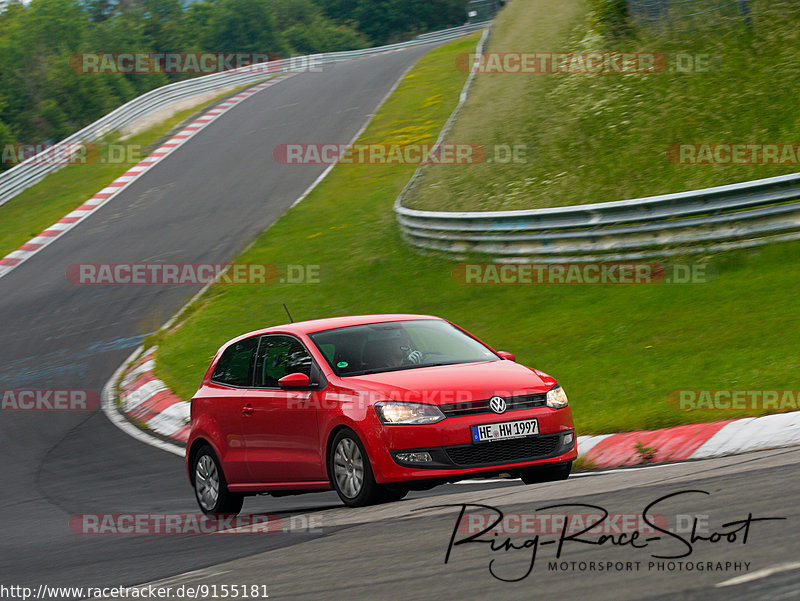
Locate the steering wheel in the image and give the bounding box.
[402,349,442,365]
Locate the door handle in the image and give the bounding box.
[242,404,254,416]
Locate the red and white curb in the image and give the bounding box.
[0,73,296,281]
[113,345,800,467]
[578,412,800,467]
[118,348,190,443]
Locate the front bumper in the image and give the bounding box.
[391,430,574,469]
[361,406,577,484]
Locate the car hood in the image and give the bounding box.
[345,360,556,405]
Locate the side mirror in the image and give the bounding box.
[278,372,311,388]
[497,351,516,362]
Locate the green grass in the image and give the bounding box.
[155,33,800,435]
[0,84,256,259]
[407,0,800,211]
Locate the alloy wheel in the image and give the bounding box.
[195,453,220,511]
[333,437,364,498]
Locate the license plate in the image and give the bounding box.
[471,418,539,443]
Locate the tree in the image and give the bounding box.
[0,94,16,172]
[0,0,467,151]
[139,0,186,52]
[206,0,285,54]
[269,0,367,54]
[179,0,216,52]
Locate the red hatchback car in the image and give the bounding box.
[186,314,577,514]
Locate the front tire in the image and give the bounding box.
[192,445,244,515]
[379,486,410,503]
[520,461,572,485]
[329,430,385,507]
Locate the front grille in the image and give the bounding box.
[445,434,560,466]
[440,393,547,417]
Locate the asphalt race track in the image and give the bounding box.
[1,40,798,600]
[138,447,800,601]
[0,43,436,591]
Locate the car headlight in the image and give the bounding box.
[375,401,445,425]
[546,385,569,409]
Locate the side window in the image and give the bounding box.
[210,337,259,387]
[255,335,313,388]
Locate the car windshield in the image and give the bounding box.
[308,319,499,376]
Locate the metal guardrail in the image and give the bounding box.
[394,19,800,261]
[0,21,488,208]
[627,0,753,31]
[396,174,800,261]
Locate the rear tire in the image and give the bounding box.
[520,461,572,485]
[192,445,244,515]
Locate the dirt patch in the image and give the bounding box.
[119,85,243,140]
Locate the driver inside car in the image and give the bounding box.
[373,337,424,368]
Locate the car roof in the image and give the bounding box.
[238,314,442,339]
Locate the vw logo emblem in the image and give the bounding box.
[489,396,507,414]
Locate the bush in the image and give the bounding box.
[589,0,632,39]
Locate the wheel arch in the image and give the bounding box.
[324,424,355,485]
[186,437,217,485]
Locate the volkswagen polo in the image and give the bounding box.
[186,314,577,514]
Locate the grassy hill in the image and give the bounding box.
[406,0,800,211]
